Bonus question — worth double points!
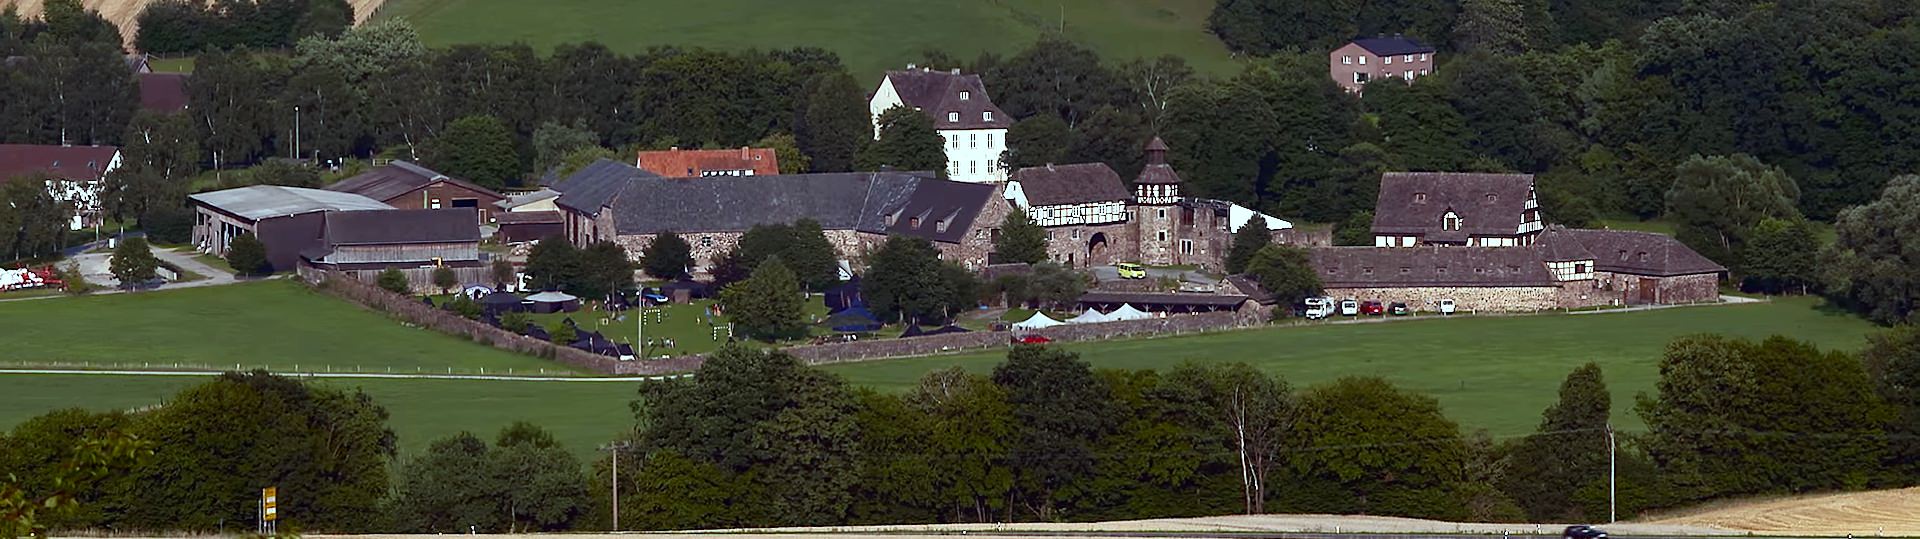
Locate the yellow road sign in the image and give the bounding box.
[263,487,278,521]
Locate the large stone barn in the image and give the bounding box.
[551,159,1010,274]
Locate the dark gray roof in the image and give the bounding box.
[1310,246,1557,288]
[326,161,500,203]
[1351,36,1436,56]
[1372,172,1535,241]
[1558,229,1726,277]
[882,68,1013,130]
[1011,163,1131,206]
[1078,291,1251,308]
[324,209,480,245]
[553,160,994,244]
[1536,226,1596,262]
[1136,137,1182,185]
[1223,274,1278,305]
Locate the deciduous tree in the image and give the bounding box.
[1500,363,1612,521]
[1825,175,1920,324]
[225,232,269,275]
[992,346,1114,519]
[719,257,808,342]
[1224,217,1270,274]
[109,237,159,287]
[377,268,411,294]
[1665,154,1802,272]
[1741,218,1819,295]
[1284,377,1468,520]
[429,115,522,190]
[640,231,693,280]
[857,105,945,178]
[1244,245,1321,307]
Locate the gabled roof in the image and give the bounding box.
[137,73,189,112]
[0,145,120,183]
[1223,274,1278,305]
[323,209,480,245]
[554,159,656,212]
[1310,246,1557,288]
[1372,172,1534,241]
[881,68,1013,130]
[1349,36,1436,56]
[882,179,999,243]
[1536,226,1596,262]
[189,185,393,221]
[1010,163,1131,207]
[496,188,559,210]
[1557,229,1726,277]
[635,147,780,178]
[1078,291,1252,308]
[325,161,502,203]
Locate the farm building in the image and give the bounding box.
[296,208,484,293]
[188,185,393,272]
[635,147,780,177]
[326,161,505,224]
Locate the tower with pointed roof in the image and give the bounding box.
[1132,137,1184,265]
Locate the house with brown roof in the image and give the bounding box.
[1372,172,1542,247]
[296,208,486,293]
[0,144,121,230]
[325,161,504,224]
[1330,35,1437,93]
[550,159,1010,274]
[636,147,780,178]
[137,73,189,112]
[870,65,1013,182]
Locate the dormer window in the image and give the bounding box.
[1442,211,1462,231]
[960,91,970,101]
[947,112,959,122]
[1413,193,1427,204]
[1399,267,1411,274]
[1485,193,1497,203]
[909,217,920,228]
[983,111,993,122]
[936,219,948,233]
[1638,252,1649,262]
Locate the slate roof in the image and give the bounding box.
[326,161,501,203]
[1223,274,1278,305]
[882,68,1013,130]
[1136,137,1182,185]
[189,185,393,221]
[1372,172,1535,242]
[137,73,189,112]
[1310,246,1558,288]
[635,147,780,178]
[1535,226,1596,262]
[0,144,119,183]
[1010,163,1131,207]
[553,160,992,244]
[323,209,481,245]
[1350,36,1436,56]
[495,211,562,225]
[1557,229,1726,277]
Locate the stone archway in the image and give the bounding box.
[1087,232,1110,266]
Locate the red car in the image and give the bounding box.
[1013,334,1053,344]
[1360,301,1386,316]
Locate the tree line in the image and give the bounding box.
[8,325,1920,533]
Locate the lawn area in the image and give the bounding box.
[190,252,236,275]
[0,280,572,374]
[374,0,1239,77]
[149,56,195,73]
[822,297,1882,437]
[0,374,644,461]
[1598,218,1677,235]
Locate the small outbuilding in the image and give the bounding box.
[527,291,581,314]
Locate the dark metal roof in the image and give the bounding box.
[1011,163,1131,206]
[1371,172,1534,240]
[554,159,654,212]
[882,179,999,243]
[137,73,189,112]
[882,68,1013,130]
[1558,229,1726,277]
[1350,36,1436,56]
[1310,246,1558,288]
[323,209,481,246]
[326,161,502,203]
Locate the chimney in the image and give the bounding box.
[741,146,750,160]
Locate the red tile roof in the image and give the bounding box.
[138,73,190,112]
[635,147,780,178]
[0,145,119,183]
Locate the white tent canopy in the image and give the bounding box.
[526,291,579,303]
[1107,304,1152,321]
[1011,311,1065,330]
[1067,309,1113,324]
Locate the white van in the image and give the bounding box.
[1437,298,1457,315]
[1339,299,1360,316]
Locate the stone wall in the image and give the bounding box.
[1323,285,1563,312]
[1043,221,1136,268]
[1598,271,1720,305]
[939,186,1011,270]
[793,311,1252,366]
[612,229,879,276]
[1274,227,1333,247]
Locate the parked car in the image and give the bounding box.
[1338,298,1360,316]
[1360,300,1385,316]
[1115,262,1147,279]
[1563,526,1607,539]
[1388,302,1411,316]
[1013,334,1053,344]
[1301,297,1335,320]
[1437,298,1458,315]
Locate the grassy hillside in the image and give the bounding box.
[0,297,1878,459]
[372,0,1240,77]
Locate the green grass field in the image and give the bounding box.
[0,297,1880,460]
[0,281,571,374]
[373,0,1239,77]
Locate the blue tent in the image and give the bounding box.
[828,306,883,332]
[825,276,864,312]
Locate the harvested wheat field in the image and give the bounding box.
[0,0,384,49]
[1644,488,1920,536]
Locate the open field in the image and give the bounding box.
[822,297,1877,436]
[2,297,1879,461]
[372,0,1240,77]
[0,280,571,374]
[1644,487,1920,536]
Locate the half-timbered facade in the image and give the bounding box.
[1372,172,1542,248]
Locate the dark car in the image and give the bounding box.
[1563,525,1607,539]
[1360,300,1385,316]
[1389,302,1411,316]
[1013,334,1053,344]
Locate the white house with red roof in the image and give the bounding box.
[0,144,120,230]
[869,65,1014,183]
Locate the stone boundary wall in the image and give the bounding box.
[794,311,1253,366]
[308,271,705,375]
[1324,285,1563,313]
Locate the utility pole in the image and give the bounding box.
[599,441,632,531]
[1608,423,1617,524]
[294,106,302,163]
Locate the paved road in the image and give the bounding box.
[1089,264,1219,285]
[2,246,245,303]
